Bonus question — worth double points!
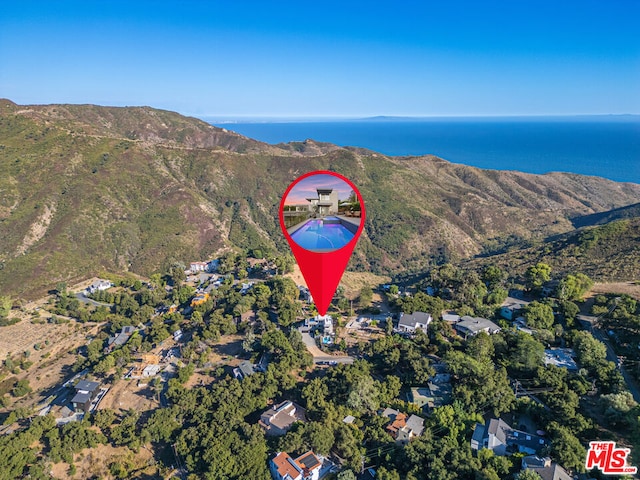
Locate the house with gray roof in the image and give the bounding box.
[454,316,501,338]
[522,456,573,480]
[397,311,432,334]
[106,326,135,352]
[233,360,256,380]
[71,380,100,412]
[471,418,547,456]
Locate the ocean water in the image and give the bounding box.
[211,118,640,184]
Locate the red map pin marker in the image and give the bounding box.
[279,171,366,316]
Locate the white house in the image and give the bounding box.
[270,451,322,480]
[86,279,113,295]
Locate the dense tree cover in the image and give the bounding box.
[3,251,638,480]
[524,263,551,293]
[556,273,593,301]
[523,301,555,330]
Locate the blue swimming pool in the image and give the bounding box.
[290,219,355,251]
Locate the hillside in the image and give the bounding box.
[2,99,640,298]
[467,218,640,282]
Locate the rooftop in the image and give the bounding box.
[544,348,578,370]
[75,380,100,392]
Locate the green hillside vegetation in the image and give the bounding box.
[466,219,640,282]
[2,99,640,297]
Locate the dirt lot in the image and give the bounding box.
[49,442,156,479]
[590,282,640,300]
[98,378,159,415]
[207,334,243,363]
[0,317,102,409]
[286,264,390,299]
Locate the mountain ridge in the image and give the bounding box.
[1,99,640,298]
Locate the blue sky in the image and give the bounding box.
[1,0,638,117]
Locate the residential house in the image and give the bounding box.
[86,279,113,295]
[442,312,460,323]
[454,316,501,338]
[409,374,452,412]
[471,418,546,456]
[233,360,256,380]
[106,326,135,352]
[382,408,425,444]
[500,303,525,321]
[270,451,322,480]
[260,401,307,436]
[397,312,432,334]
[190,261,208,273]
[544,348,578,371]
[71,380,100,412]
[522,456,573,480]
[307,188,339,215]
[191,291,209,307]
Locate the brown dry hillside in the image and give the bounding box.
[1,99,640,297]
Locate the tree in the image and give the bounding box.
[0,296,12,318]
[515,470,542,480]
[559,301,580,325]
[359,286,373,308]
[377,466,401,480]
[93,409,116,430]
[347,376,380,412]
[548,423,586,472]
[482,265,506,289]
[557,273,593,301]
[572,331,607,370]
[509,334,545,373]
[338,470,357,480]
[523,301,554,330]
[12,379,32,397]
[525,263,551,293]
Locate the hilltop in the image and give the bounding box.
[2,99,640,298]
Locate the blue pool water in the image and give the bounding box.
[290,219,355,251]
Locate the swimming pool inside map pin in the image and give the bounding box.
[281,172,363,253]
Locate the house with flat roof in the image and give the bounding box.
[397,312,432,334]
[471,418,546,456]
[454,316,501,338]
[544,348,578,371]
[71,380,100,412]
[270,451,322,480]
[521,456,573,480]
[306,188,338,216]
[260,401,307,436]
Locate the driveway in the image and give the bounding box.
[299,330,353,364]
[75,292,113,308]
